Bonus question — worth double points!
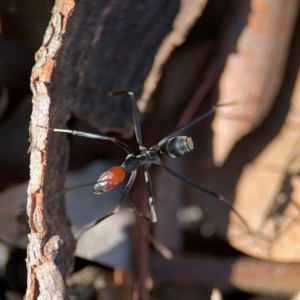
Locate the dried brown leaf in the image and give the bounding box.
[228,69,300,262]
[212,0,300,165]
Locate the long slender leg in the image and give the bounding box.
[130,204,173,259]
[127,91,143,147]
[49,128,133,154]
[128,202,152,222]
[77,171,137,238]
[51,91,144,148]
[157,102,235,148]
[144,168,157,223]
[159,162,252,234]
[105,91,143,147]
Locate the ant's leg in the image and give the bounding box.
[157,102,235,148]
[126,170,157,223]
[41,126,133,154]
[144,168,157,223]
[129,204,152,222]
[42,90,143,150]
[159,162,252,234]
[129,203,173,259]
[105,91,143,147]
[77,171,137,237]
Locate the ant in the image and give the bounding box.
[48,91,250,232]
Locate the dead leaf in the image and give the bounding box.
[228,69,300,262]
[212,0,300,165]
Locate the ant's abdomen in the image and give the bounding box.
[94,166,125,194]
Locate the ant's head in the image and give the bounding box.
[160,136,194,158]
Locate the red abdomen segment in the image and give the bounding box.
[93,166,126,194]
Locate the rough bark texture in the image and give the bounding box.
[27,1,76,299]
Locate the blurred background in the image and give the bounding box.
[0,0,300,299]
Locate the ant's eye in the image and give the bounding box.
[93,166,125,194]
